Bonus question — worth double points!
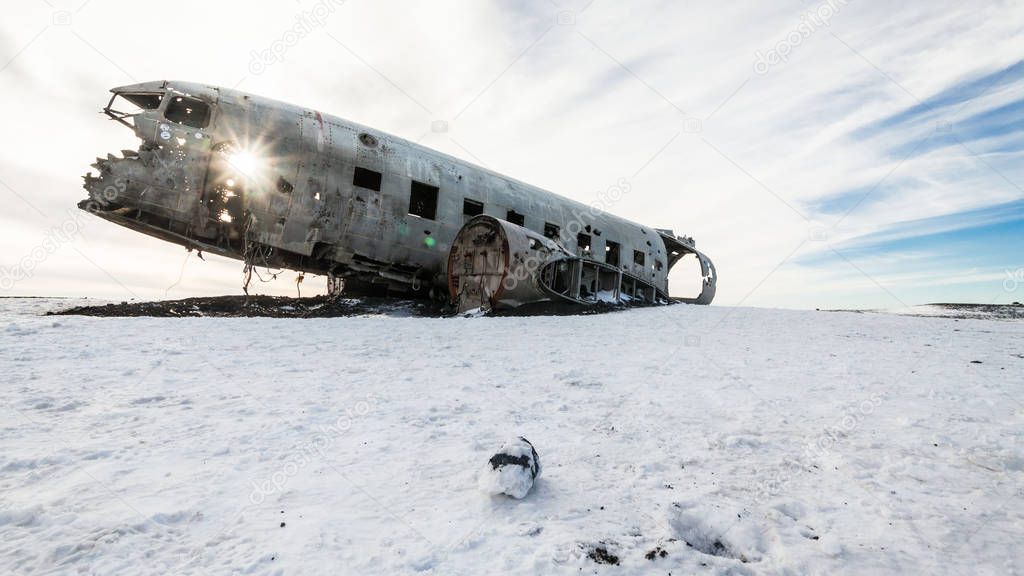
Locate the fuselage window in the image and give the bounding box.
[409,181,439,220]
[544,222,560,239]
[463,198,484,217]
[506,210,525,226]
[577,233,591,254]
[633,250,645,266]
[353,167,383,191]
[605,241,621,266]
[165,96,210,129]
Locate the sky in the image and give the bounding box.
[0,0,1021,310]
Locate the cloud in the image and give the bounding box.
[0,0,1021,307]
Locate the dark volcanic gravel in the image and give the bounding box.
[48,295,445,318]
[47,295,650,318]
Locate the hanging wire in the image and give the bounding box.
[164,250,192,297]
[241,213,284,296]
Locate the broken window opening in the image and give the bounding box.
[577,232,591,254]
[544,222,560,239]
[463,198,484,217]
[545,261,572,295]
[506,210,525,226]
[122,93,162,110]
[605,240,621,267]
[580,265,598,300]
[353,167,382,191]
[105,92,164,129]
[165,95,210,129]
[409,180,439,220]
[207,146,247,227]
[633,250,645,266]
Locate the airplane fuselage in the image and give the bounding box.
[81,81,715,308]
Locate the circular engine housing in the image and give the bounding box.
[447,215,564,312]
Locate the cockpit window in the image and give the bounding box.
[121,93,162,110]
[165,95,211,129]
[104,92,166,129]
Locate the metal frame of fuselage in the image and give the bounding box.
[82,80,715,304]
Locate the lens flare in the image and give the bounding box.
[226,150,261,179]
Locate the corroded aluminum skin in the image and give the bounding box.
[81,80,715,304]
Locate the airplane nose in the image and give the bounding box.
[82,150,146,209]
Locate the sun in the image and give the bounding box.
[225,149,262,180]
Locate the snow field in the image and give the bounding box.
[1,299,1021,574]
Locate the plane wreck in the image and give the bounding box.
[80,81,716,312]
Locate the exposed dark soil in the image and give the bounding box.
[588,546,620,565]
[645,546,668,560]
[488,300,637,317]
[832,303,1024,321]
[48,295,655,318]
[921,303,1024,320]
[48,295,445,318]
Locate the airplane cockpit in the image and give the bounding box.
[104,86,213,134]
[85,82,256,246]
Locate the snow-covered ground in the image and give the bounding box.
[1,298,1021,575]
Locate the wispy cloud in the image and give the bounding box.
[0,0,1021,307]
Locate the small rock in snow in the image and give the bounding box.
[478,437,541,499]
